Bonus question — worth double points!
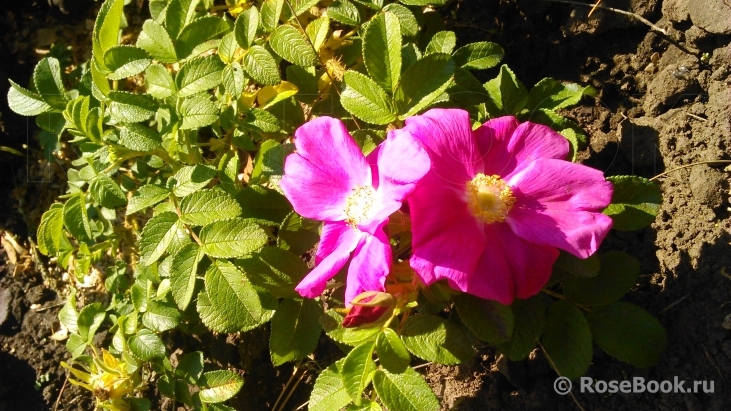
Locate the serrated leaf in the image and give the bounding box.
[180,94,219,129]
[453,293,514,344]
[77,302,105,343]
[310,360,351,411]
[234,6,259,49]
[306,16,330,51]
[341,71,396,125]
[269,298,322,366]
[180,189,241,226]
[288,0,319,15]
[484,65,528,116]
[92,0,125,68]
[170,243,203,310]
[129,329,166,361]
[286,65,318,104]
[33,57,68,109]
[63,194,92,242]
[165,0,200,39]
[242,45,281,86]
[176,55,225,98]
[320,309,381,346]
[175,351,204,384]
[37,204,66,255]
[241,246,306,297]
[259,0,284,33]
[136,20,178,63]
[127,184,170,215]
[91,60,112,100]
[7,80,52,116]
[198,260,276,333]
[108,91,158,123]
[541,300,592,380]
[425,30,455,55]
[222,62,246,97]
[66,333,87,359]
[342,341,376,404]
[497,296,546,361]
[58,289,78,333]
[142,300,182,332]
[372,368,439,411]
[278,212,320,255]
[139,211,183,266]
[236,185,291,226]
[395,53,454,118]
[526,77,595,112]
[218,32,239,63]
[447,67,490,106]
[175,16,232,60]
[363,12,401,92]
[398,0,446,5]
[327,0,361,26]
[400,314,473,365]
[199,370,244,403]
[375,328,410,373]
[563,252,640,306]
[603,175,661,231]
[452,42,504,70]
[171,165,217,197]
[90,174,127,208]
[240,107,281,134]
[119,123,162,151]
[382,4,418,37]
[199,218,268,258]
[588,302,666,368]
[269,25,318,67]
[104,46,151,80]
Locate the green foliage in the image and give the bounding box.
[604,175,662,231]
[400,314,473,365]
[540,300,592,380]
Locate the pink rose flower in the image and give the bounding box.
[280,117,430,304]
[404,109,613,305]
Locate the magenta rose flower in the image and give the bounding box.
[403,109,613,305]
[280,117,429,305]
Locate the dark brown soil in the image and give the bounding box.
[0,0,729,410]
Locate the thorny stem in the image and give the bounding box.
[649,160,731,181]
[273,360,304,411]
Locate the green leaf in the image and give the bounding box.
[91,60,112,101]
[136,20,178,63]
[372,368,439,411]
[240,107,281,133]
[563,252,640,306]
[484,65,528,116]
[452,42,504,70]
[242,45,281,86]
[139,211,184,266]
[400,314,473,365]
[270,25,318,67]
[306,16,330,51]
[310,360,351,411]
[176,55,225,98]
[288,0,319,16]
[66,333,87,359]
[127,184,170,215]
[108,91,158,123]
[119,123,162,151]
[425,31,456,55]
[171,165,217,197]
[234,6,259,49]
[382,4,418,37]
[179,94,219,130]
[175,16,232,60]
[363,12,402,92]
[165,0,200,39]
[541,300,592,380]
[241,246,307,297]
[588,302,667,368]
[327,0,361,26]
[222,62,246,97]
[603,175,662,231]
[58,289,78,333]
[375,328,410,373]
[142,300,182,332]
[175,351,204,384]
[341,71,396,125]
[398,0,446,5]
[497,296,546,361]
[104,46,151,80]
[453,293,514,344]
[259,0,284,33]
[554,251,600,278]
[198,260,276,333]
[170,243,203,310]
[129,329,166,361]
[269,298,322,366]
[33,57,67,109]
[77,302,105,343]
[320,309,381,346]
[447,67,490,106]
[180,189,241,226]
[93,0,126,65]
[218,32,239,64]
[250,140,293,187]
[199,370,244,403]
[7,80,52,116]
[90,174,127,208]
[395,53,454,118]
[526,77,596,112]
[277,212,320,255]
[342,341,376,404]
[63,194,92,242]
[37,204,66,256]
[199,218,268,258]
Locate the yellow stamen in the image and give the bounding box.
[466,174,515,223]
[345,186,377,227]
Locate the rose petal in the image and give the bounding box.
[473,116,520,176]
[346,227,390,305]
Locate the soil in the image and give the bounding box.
[0,0,729,410]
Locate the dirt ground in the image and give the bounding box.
[0,0,729,410]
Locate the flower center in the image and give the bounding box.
[466,174,515,224]
[345,186,377,226]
